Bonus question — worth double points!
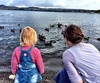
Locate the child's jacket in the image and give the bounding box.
[14,46,42,83]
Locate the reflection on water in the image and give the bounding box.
[0,10,100,69]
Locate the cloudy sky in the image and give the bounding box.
[0,0,100,10]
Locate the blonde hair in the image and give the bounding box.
[20,26,37,46]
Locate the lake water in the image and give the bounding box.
[0,10,100,68]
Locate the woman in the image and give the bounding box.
[54,24,100,83]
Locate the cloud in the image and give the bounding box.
[0,0,10,5]
[6,0,68,7]
[76,0,100,10]
[0,0,100,10]
[63,0,100,10]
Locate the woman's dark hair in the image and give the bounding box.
[63,24,84,44]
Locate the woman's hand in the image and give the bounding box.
[78,80,83,83]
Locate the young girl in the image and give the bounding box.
[11,26,44,83]
[54,24,100,83]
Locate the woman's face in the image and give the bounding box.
[65,38,74,47]
[65,38,68,45]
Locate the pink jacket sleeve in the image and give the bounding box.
[30,48,44,74]
[11,47,20,74]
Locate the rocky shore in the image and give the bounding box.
[0,56,63,83]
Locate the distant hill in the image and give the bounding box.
[0,4,96,13]
[0,5,18,10]
[95,10,100,13]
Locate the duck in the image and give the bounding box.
[57,23,63,28]
[50,24,55,27]
[44,40,52,46]
[20,28,22,33]
[84,37,90,43]
[0,26,4,29]
[65,25,67,27]
[11,29,16,33]
[38,34,46,42]
[45,28,49,32]
[18,24,20,26]
[97,38,100,41]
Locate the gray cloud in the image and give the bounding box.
[6,0,54,7]
[6,0,68,7]
[0,0,100,10]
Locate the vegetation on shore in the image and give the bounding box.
[0,4,99,13]
[95,10,100,13]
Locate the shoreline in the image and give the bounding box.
[0,70,57,83]
[0,57,63,83]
